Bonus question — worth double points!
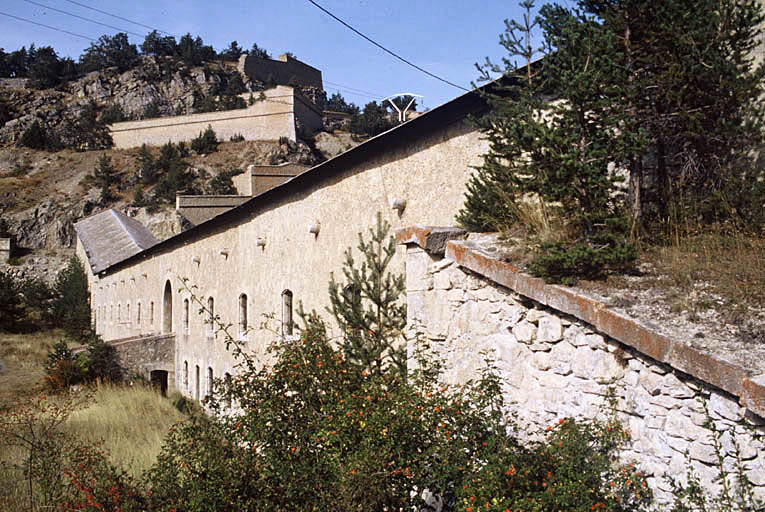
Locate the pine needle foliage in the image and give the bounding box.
[458,1,642,281]
[328,213,407,379]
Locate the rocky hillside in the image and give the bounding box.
[0,57,248,147]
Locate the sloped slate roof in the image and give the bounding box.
[74,209,158,274]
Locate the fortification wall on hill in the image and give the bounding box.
[238,54,322,89]
[109,86,320,148]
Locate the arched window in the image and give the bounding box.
[126,303,130,323]
[206,297,215,337]
[136,302,141,325]
[162,281,173,333]
[183,361,188,389]
[207,367,213,398]
[239,294,248,337]
[282,290,293,336]
[183,299,190,332]
[117,304,121,322]
[150,302,154,326]
[224,372,232,409]
[194,365,200,400]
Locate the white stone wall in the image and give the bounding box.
[85,118,487,405]
[109,86,320,148]
[405,245,765,505]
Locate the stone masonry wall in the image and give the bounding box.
[175,195,250,226]
[109,86,320,148]
[0,238,10,263]
[401,231,765,505]
[109,333,175,388]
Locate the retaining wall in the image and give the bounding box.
[176,195,251,226]
[109,86,321,148]
[232,162,310,196]
[398,227,765,505]
[0,238,10,263]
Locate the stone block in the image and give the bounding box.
[689,441,718,464]
[640,369,663,396]
[661,372,695,399]
[530,352,552,371]
[512,321,536,343]
[709,392,744,422]
[585,333,608,351]
[537,315,563,343]
[525,309,545,324]
[433,270,452,290]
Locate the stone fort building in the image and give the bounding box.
[76,85,765,502]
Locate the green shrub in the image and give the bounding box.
[229,133,245,142]
[190,125,218,154]
[83,334,122,383]
[43,340,85,389]
[0,269,23,331]
[17,120,58,150]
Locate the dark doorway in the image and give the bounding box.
[150,369,168,396]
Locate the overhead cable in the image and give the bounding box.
[61,0,173,36]
[305,0,469,92]
[324,80,385,99]
[0,10,95,41]
[23,0,144,38]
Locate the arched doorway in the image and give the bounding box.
[162,280,172,333]
[150,370,168,396]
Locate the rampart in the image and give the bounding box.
[398,226,765,505]
[176,195,251,226]
[232,162,310,196]
[238,53,322,89]
[109,86,322,148]
[0,238,10,263]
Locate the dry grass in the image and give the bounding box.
[639,227,765,313]
[0,329,61,405]
[0,384,185,508]
[61,382,186,477]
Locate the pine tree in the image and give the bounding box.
[51,257,92,340]
[137,144,156,185]
[328,213,407,379]
[458,1,642,281]
[0,270,23,331]
[92,154,118,204]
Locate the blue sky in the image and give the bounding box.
[0,0,547,110]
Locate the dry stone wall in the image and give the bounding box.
[400,230,765,505]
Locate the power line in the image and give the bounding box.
[61,0,173,36]
[305,0,469,92]
[22,0,145,38]
[324,80,384,99]
[0,10,95,41]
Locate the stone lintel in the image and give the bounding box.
[395,226,466,256]
[396,228,763,418]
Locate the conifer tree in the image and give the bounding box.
[328,213,407,379]
[458,1,642,280]
[51,257,92,340]
[92,154,118,204]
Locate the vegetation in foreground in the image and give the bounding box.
[2,217,761,511]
